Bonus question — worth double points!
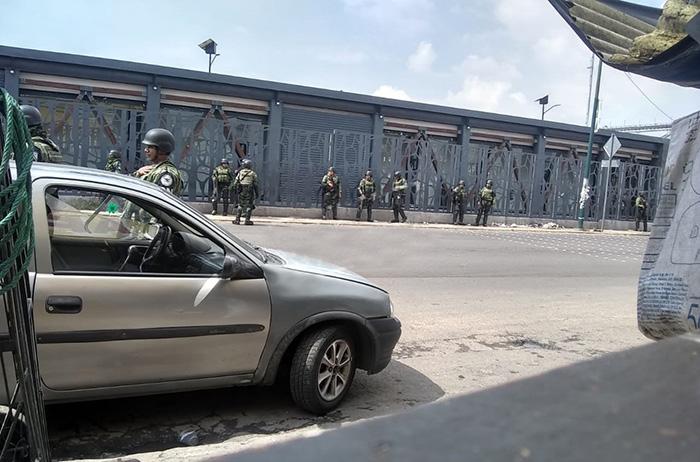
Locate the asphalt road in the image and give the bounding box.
[48,221,651,461]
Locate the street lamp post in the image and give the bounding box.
[577,57,603,230]
[198,38,220,73]
[535,95,561,120]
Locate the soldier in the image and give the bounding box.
[321,166,341,220]
[356,170,376,222]
[20,104,62,163]
[635,192,648,232]
[452,180,466,225]
[211,158,234,216]
[474,179,495,227]
[104,149,122,173]
[391,171,408,223]
[134,128,183,195]
[233,159,259,225]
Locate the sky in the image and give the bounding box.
[2,0,699,131]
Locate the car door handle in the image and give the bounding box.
[46,296,83,314]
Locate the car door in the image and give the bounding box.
[31,178,271,391]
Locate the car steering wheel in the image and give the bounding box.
[140,224,172,271]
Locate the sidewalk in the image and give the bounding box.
[205,213,650,236]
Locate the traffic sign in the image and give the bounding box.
[603,134,621,158]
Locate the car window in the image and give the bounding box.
[46,186,225,275]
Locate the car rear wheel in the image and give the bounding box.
[290,327,356,415]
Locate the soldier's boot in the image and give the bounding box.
[233,209,242,225]
[332,205,338,220]
[244,209,254,225]
[222,200,229,217]
[356,208,362,221]
[400,210,407,223]
[367,207,373,222]
[452,211,458,225]
[391,209,399,223]
[322,207,327,220]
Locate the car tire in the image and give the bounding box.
[290,326,356,415]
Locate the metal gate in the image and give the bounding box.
[161,106,266,202]
[21,94,147,173]
[380,134,461,212]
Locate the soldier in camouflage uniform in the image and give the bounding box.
[233,159,259,225]
[211,158,234,216]
[104,150,123,173]
[20,104,62,163]
[134,128,183,195]
[474,179,495,227]
[635,192,648,232]
[391,171,408,223]
[356,170,376,222]
[321,166,342,220]
[452,179,466,225]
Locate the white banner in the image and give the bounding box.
[638,111,700,339]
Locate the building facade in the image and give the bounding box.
[0,46,666,222]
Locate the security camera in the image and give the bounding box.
[198,39,217,55]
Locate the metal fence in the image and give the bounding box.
[24,94,661,222]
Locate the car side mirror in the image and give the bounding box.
[220,254,239,280]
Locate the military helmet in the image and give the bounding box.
[221,158,229,164]
[328,166,335,173]
[365,170,373,177]
[141,128,175,154]
[394,171,402,177]
[20,105,43,127]
[458,179,465,185]
[241,158,253,168]
[108,149,121,159]
[486,179,493,186]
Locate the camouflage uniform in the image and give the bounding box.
[211,163,234,216]
[139,160,183,195]
[635,194,648,232]
[104,151,122,173]
[321,171,341,220]
[356,173,376,222]
[452,182,466,225]
[391,173,408,223]
[233,164,259,225]
[475,182,495,226]
[30,127,62,164]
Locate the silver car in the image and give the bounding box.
[2,163,401,415]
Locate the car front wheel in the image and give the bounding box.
[290,327,356,415]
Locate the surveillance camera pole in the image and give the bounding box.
[208,53,220,74]
[577,57,603,230]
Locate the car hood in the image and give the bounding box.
[264,248,383,291]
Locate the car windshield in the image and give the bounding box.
[174,197,266,261]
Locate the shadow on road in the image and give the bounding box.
[47,360,443,459]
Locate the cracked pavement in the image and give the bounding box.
[47,221,650,461]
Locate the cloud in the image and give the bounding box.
[445,76,515,112]
[407,41,436,72]
[373,85,413,101]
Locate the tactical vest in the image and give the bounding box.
[359,179,375,195]
[214,166,232,184]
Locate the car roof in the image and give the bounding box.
[22,162,170,198]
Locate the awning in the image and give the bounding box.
[548,0,700,88]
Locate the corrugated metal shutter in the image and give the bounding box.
[282,106,372,133]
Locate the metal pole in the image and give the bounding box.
[601,160,611,231]
[208,55,212,73]
[577,57,603,230]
